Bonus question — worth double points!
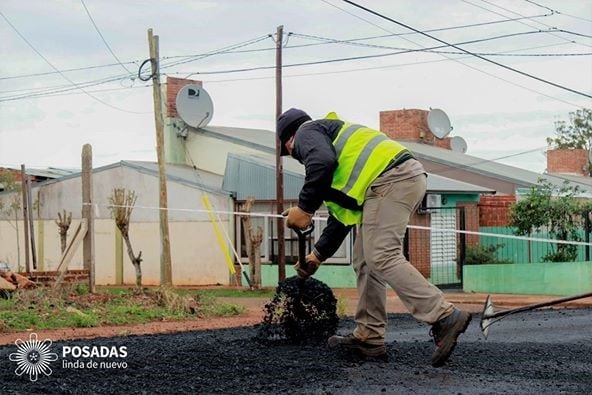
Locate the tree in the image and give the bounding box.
[546,108,592,172]
[55,210,72,253]
[510,179,583,262]
[240,198,263,289]
[0,171,22,270]
[108,188,142,291]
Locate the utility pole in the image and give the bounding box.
[26,171,37,270]
[148,28,173,286]
[82,144,95,293]
[275,25,286,281]
[20,165,30,274]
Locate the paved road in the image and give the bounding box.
[1,307,590,394]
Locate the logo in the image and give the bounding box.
[9,333,59,382]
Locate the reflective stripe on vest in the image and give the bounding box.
[325,120,409,225]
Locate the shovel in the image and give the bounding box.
[480,291,592,339]
[294,224,315,280]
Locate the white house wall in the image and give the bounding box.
[185,133,266,175]
[0,164,234,286]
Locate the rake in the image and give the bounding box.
[480,291,592,339]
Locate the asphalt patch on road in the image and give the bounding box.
[1,308,591,394]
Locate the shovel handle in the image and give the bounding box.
[294,224,314,269]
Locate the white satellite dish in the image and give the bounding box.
[176,84,214,128]
[427,108,453,139]
[450,136,468,153]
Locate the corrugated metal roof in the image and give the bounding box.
[426,173,494,194]
[198,124,592,194]
[23,161,228,196]
[222,153,494,200]
[27,167,78,178]
[123,161,225,193]
[223,153,303,200]
[403,141,592,193]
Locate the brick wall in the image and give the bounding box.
[479,195,516,227]
[379,109,455,152]
[408,212,431,278]
[380,109,432,141]
[457,202,480,247]
[546,148,590,176]
[166,76,203,117]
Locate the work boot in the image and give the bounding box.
[430,309,472,367]
[328,334,387,360]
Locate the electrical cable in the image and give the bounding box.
[340,0,591,99]
[80,0,134,76]
[289,30,592,57]
[525,0,592,23]
[0,60,141,81]
[138,58,156,81]
[0,11,150,114]
[463,0,592,49]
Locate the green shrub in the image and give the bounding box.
[465,244,512,265]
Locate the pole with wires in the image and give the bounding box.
[148,28,173,286]
[275,25,286,282]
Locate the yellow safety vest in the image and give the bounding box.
[324,112,410,225]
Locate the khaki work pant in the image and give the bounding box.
[352,173,454,345]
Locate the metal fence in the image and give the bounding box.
[412,206,592,289]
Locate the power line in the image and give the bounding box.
[0,34,274,102]
[3,41,571,102]
[0,11,149,114]
[2,39,583,108]
[463,0,592,49]
[289,30,592,57]
[525,0,592,23]
[319,0,588,108]
[80,0,134,76]
[3,12,582,84]
[341,0,592,99]
[160,35,273,70]
[0,60,141,81]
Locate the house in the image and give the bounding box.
[162,77,495,287]
[0,161,233,286]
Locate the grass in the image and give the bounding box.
[186,288,274,298]
[0,285,248,333]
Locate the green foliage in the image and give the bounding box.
[547,108,592,150]
[465,244,512,265]
[0,171,21,218]
[546,108,592,173]
[510,179,583,262]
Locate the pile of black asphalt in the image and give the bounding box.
[1,307,591,394]
[258,276,339,342]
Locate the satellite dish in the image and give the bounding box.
[176,84,214,128]
[427,108,452,139]
[450,136,468,153]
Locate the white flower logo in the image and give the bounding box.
[9,333,59,382]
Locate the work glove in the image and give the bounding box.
[294,252,322,279]
[281,207,313,230]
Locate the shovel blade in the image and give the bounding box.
[480,294,495,339]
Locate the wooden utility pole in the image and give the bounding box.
[82,144,95,293]
[148,28,173,286]
[275,25,286,281]
[20,165,31,273]
[26,172,37,270]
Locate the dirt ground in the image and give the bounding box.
[1,307,591,394]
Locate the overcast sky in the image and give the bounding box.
[1,0,591,173]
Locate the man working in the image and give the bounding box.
[277,108,471,367]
